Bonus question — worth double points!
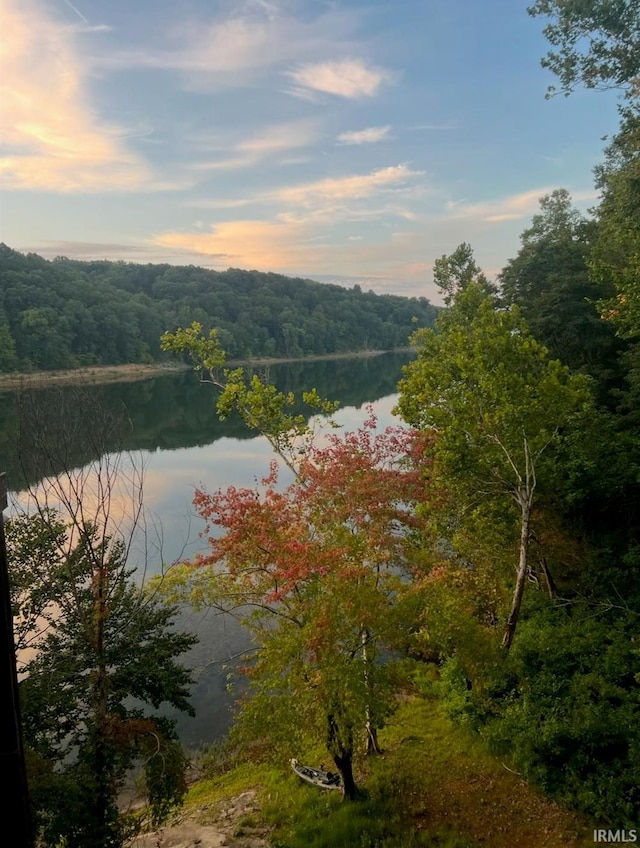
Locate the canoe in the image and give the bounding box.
[290,758,342,790]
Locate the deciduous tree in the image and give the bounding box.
[10,518,197,847]
[159,416,432,799]
[527,0,640,99]
[396,257,593,649]
[500,189,623,394]
[161,321,340,479]
[9,387,197,847]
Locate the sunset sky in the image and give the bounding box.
[0,0,620,303]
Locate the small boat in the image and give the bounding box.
[290,758,342,790]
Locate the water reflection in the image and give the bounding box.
[0,353,412,492]
[0,354,412,748]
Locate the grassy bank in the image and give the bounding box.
[174,696,592,848]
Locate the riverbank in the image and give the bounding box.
[0,349,413,391]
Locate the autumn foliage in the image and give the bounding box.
[174,413,435,796]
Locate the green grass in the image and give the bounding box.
[185,760,272,808]
[184,694,594,848]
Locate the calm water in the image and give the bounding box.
[0,352,413,747]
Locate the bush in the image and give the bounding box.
[480,605,640,826]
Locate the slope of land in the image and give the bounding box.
[133,697,592,848]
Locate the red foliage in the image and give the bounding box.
[189,413,435,609]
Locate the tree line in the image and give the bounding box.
[0,246,438,372]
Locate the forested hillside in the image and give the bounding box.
[0,245,437,372]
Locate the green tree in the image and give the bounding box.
[159,324,438,796]
[160,321,339,478]
[432,241,496,306]
[9,388,197,847]
[5,508,67,657]
[527,0,640,99]
[500,189,623,392]
[9,515,197,847]
[0,244,438,373]
[396,254,593,649]
[592,109,640,340]
[0,308,18,371]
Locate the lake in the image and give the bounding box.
[0,352,413,748]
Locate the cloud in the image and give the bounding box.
[182,198,256,210]
[16,239,229,267]
[276,164,424,207]
[150,211,436,290]
[445,187,598,224]
[446,188,555,223]
[238,120,318,156]
[151,219,317,271]
[0,0,156,192]
[61,0,88,24]
[95,15,287,76]
[94,3,365,89]
[183,164,426,222]
[189,119,319,171]
[269,165,426,226]
[337,126,391,145]
[287,60,392,99]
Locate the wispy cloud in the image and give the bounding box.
[184,163,426,220]
[182,198,256,210]
[62,0,89,25]
[189,119,319,171]
[0,0,161,192]
[276,164,424,206]
[151,217,442,301]
[94,3,365,89]
[445,187,598,223]
[287,60,392,99]
[152,219,316,271]
[150,166,431,281]
[337,126,391,145]
[19,239,233,268]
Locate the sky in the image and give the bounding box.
[0,0,622,303]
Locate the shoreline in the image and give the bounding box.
[0,348,414,391]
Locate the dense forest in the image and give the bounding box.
[5,1,640,846]
[0,246,438,371]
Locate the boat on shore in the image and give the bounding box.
[290,758,342,790]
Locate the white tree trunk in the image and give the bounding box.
[502,492,532,650]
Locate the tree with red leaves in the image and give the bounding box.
[163,413,432,799]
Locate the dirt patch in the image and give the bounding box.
[130,790,270,848]
[415,771,589,848]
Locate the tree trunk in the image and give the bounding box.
[365,721,381,755]
[361,627,382,755]
[538,554,557,599]
[91,562,112,844]
[327,713,359,800]
[502,495,532,651]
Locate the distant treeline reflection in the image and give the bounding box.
[1,352,413,491]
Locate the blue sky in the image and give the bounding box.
[0,0,620,303]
